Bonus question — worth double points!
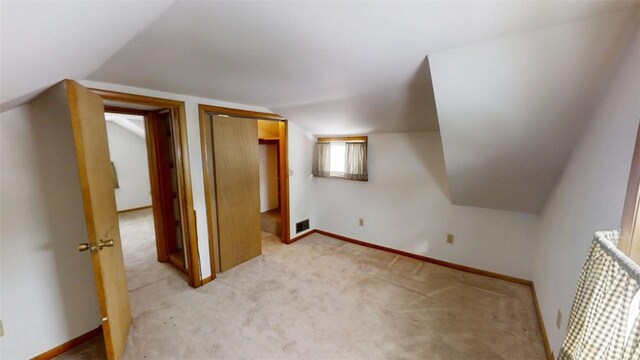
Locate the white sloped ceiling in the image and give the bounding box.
[0,1,173,111]
[430,10,639,213]
[86,1,636,134]
[2,1,638,214]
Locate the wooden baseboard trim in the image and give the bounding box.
[314,229,533,286]
[292,228,551,356]
[202,275,214,285]
[168,251,188,275]
[117,205,152,214]
[314,229,552,356]
[32,325,102,360]
[531,283,554,360]
[287,229,317,244]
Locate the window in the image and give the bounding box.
[312,136,368,181]
[329,142,346,176]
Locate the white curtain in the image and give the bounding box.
[559,230,640,360]
[344,143,368,181]
[312,143,331,177]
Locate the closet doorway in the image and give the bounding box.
[258,120,283,238]
[199,105,290,276]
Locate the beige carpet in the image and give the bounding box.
[57,209,546,359]
[118,208,181,292]
[260,208,282,236]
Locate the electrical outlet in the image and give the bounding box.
[446,233,454,244]
[358,218,364,226]
[556,309,562,329]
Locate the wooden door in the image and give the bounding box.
[211,115,262,271]
[66,80,131,359]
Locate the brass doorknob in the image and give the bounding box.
[78,243,97,252]
[98,239,115,250]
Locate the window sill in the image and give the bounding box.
[313,175,368,182]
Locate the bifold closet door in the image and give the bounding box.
[210,115,262,272]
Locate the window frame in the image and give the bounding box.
[315,136,368,182]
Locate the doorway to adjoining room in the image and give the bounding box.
[98,92,200,290]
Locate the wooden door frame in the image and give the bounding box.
[103,106,170,265]
[198,104,290,279]
[105,106,189,273]
[103,105,172,265]
[95,89,202,287]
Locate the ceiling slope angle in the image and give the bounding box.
[105,113,145,139]
[429,9,640,214]
[0,1,173,112]
[273,58,440,135]
[86,1,637,134]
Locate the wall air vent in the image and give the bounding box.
[296,219,310,234]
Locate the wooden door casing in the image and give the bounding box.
[149,111,181,256]
[96,90,200,287]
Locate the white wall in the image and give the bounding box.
[80,80,273,280]
[0,84,101,359]
[314,132,540,279]
[106,121,152,211]
[532,25,640,354]
[288,123,316,238]
[259,144,279,212]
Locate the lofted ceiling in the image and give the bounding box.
[105,113,146,139]
[85,1,638,133]
[0,1,173,112]
[272,58,439,135]
[1,1,639,214]
[430,10,639,213]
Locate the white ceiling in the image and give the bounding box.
[86,1,637,132]
[2,1,639,214]
[105,113,145,139]
[430,10,639,213]
[273,58,439,135]
[0,0,173,111]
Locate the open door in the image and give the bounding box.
[66,80,131,359]
[211,114,262,271]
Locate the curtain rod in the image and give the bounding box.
[317,136,368,143]
[595,230,640,283]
